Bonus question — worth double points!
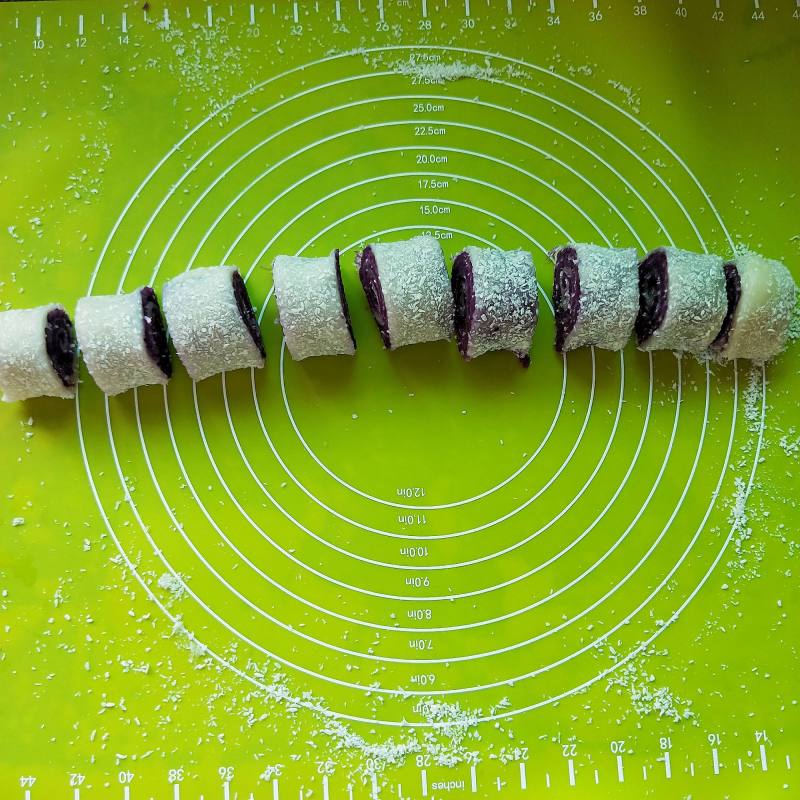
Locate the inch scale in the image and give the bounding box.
[12,730,796,799]
[2,1,799,799]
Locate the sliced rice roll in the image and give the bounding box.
[357,235,454,350]
[76,287,171,395]
[713,252,796,362]
[451,246,538,365]
[0,304,77,402]
[550,243,639,352]
[272,250,356,360]
[635,247,727,354]
[162,266,265,382]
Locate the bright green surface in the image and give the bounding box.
[1,1,799,798]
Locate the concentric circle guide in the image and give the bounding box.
[75,45,763,729]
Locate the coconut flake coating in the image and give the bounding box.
[0,304,77,402]
[162,266,265,382]
[452,246,538,364]
[76,287,171,396]
[551,243,639,352]
[719,252,797,361]
[636,247,727,354]
[273,250,356,360]
[357,235,454,350]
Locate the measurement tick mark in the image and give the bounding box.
[519,762,527,789]
[712,747,720,774]
[760,744,768,771]
[616,755,624,783]
[420,769,428,797]
[470,764,477,792]
[249,3,256,23]
[322,775,329,800]
[664,751,672,779]
[371,773,379,799]
[567,759,575,786]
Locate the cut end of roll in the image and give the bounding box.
[140,286,172,378]
[552,246,581,354]
[232,269,266,359]
[45,308,78,390]
[710,262,742,351]
[451,250,476,360]
[357,246,391,349]
[635,249,669,346]
[333,250,357,351]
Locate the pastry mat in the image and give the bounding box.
[1,1,799,798]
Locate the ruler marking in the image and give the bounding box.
[464,0,471,15]
[616,755,624,783]
[422,0,429,17]
[548,0,555,12]
[249,3,256,23]
[322,775,329,800]
[173,785,180,800]
[664,751,672,779]
[712,748,720,775]
[123,788,130,800]
[396,783,402,798]
[293,1,299,22]
[78,14,84,34]
[163,8,170,28]
[470,764,477,792]
[506,0,512,11]
[378,0,385,20]
[567,759,575,786]
[35,16,41,37]
[715,0,720,7]
[121,11,127,31]
[421,769,428,797]
[273,778,280,800]
[760,744,768,771]
[348,784,353,800]
[74,791,80,800]
[336,0,342,19]
[519,762,527,789]
[737,758,743,773]
[787,754,792,769]
[545,772,551,788]
[689,762,695,777]
[25,791,31,800]
[206,5,213,26]
[593,769,599,784]
[371,773,379,799]
[223,782,230,800]
[754,0,760,7]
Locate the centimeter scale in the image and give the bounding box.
[1,1,798,798]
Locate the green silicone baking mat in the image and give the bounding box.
[1,0,799,798]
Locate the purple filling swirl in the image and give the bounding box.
[232,269,266,358]
[358,246,391,348]
[333,249,356,350]
[451,250,476,360]
[552,247,581,353]
[44,308,77,388]
[711,262,741,349]
[635,249,669,345]
[140,286,172,378]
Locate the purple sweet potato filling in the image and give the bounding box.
[232,269,266,358]
[333,249,356,350]
[635,249,668,345]
[44,308,77,388]
[552,247,581,353]
[358,246,391,348]
[711,262,741,349]
[451,250,475,359]
[140,286,172,377]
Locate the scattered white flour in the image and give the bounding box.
[388,58,498,84]
[742,365,763,433]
